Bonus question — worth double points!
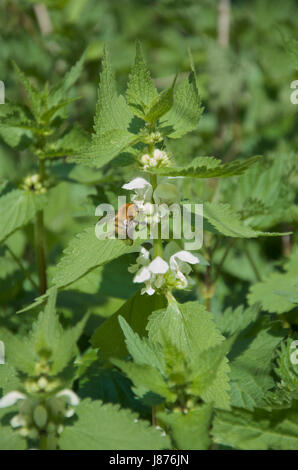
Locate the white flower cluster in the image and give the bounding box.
[23,174,46,194]
[122,177,180,228]
[0,388,79,438]
[140,148,170,170]
[128,246,199,295]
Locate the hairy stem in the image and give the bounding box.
[40,431,47,450]
[6,245,39,291]
[213,238,235,283]
[35,159,47,294]
[243,242,262,282]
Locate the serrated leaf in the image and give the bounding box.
[0,422,26,450]
[248,250,298,314]
[229,320,285,410]
[147,301,231,410]
[113,359,175,403]
[44,125,89,158]
[213,403,298,450]
[0,364,20,396]
[59,399,171,450]
[51,227,142,289]
[49,52,86,107]
[71,128,137,168]
[149,155,261,178]
[126,42,158,118]
[203,202,289,238]
[214,304,260,337]
[13,62,41,120]
[190,335,235,398]
[91,291,166,363]
[158,404,213,450]
[93,46,133,134]
[0,328,37,375]
[159,69,202,138]
[145,76,176,124]
[0,189,46,244]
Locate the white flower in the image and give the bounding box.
[130,248,169,296]
[148,256,169,274]
[55,389,80,420]
[129,246,199,295]
[10,414,26,428]
[122,177,150,191]
[169,250,200,289]
[56,389,80,406]
[0,391,26,408]
[122,178,152,206]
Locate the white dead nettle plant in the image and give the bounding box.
[128,245,199,295]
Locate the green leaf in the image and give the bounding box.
[59,399,171,450]
[13,62,41,120]
[0,328,37,375]
[190,335,236,398]
[126,42,158,118]
[0,364,20,396]
[213,402,298,450]
[148,155,261,178]
[274,339,298,402]
[203,202,289,238]
[71,128,137,168]
[229,320,285,410]
[44,125,89,158]
[248,249,298,313]
[91,291,166,363]
[159,69,202,138]
[93,46,133,134]
[49,52,86,107]
[145,76,176,124]
[29,288,88,374]
[147,301,231,410]
[113,359,176,403]
[0,189,46,244]
[158,404,213,450]
[0,422,26,450]
[51,227,141,289]
[40,97,80,123]
[214,304,260,337]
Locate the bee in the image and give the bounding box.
[96,203,139,244]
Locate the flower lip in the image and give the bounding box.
[133,266,151,283]
[148,256,169,274]
[56,389,80,406]
[122,177,151,190]
[171,250,200,265]
[0,391,26,408]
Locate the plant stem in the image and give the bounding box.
[149,173,163,259]
[243,242,262,282]
[152,406,157,427]
[40,431,47,450]
[35,159,47,294]
[213,239,235,283]
[6,246,39,291]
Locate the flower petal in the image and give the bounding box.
[122,178,150,190]
[172,251,199,265]
[142,283,155,295]
[0,391,26,408]
[56,389,80,406]
[149,257,169,274]
[133,266,151,283]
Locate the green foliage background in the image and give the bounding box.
[0,0,297,450]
